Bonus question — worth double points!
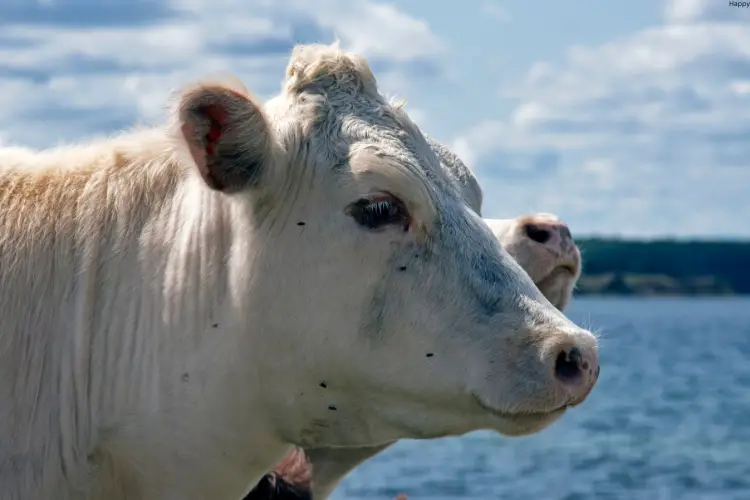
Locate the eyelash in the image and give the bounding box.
[348,196,409,231]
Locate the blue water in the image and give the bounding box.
[332,297,750,500]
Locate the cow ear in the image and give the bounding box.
[174,76,274,193]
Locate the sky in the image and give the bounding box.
[0,0,749,239]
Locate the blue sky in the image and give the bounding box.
[1,0,749,238]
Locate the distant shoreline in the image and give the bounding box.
[572,239,750,297]
[574,272,743,296]
[575,290,750,297]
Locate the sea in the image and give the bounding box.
[331,297,750,500]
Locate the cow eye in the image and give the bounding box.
[347,195,409,231]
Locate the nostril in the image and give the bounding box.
[524,223,551,244]
[554,347,583,384]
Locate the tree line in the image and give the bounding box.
[575,239,750,296]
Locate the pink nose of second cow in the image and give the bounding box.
[523,219,575,256]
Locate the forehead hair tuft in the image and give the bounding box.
[283,42,379,97]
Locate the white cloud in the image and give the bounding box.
[729,80,750,94]
[664,0,750,24]
[582,158,617,191]
[449,120,505,168]
[0,0,444,147]
[664,0,708,23]
[3,0,748,238]
[453,0,750,237]
[481,2,511,23]
[307,0,442,60]
[510,102,549,128]
[524,62,554,85]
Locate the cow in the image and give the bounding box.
[245,212,583,500]
[245,143,584,500]
[0,42,598,500]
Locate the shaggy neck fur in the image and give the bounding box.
[0,132,290,499]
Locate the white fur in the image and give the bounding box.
[299,208,586,500]
[278,142,587,499]
[0,43,598,499]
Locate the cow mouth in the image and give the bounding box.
[473,396,569,422]
[552,262,578,277]
[473,380,595,431]
[537,262,578,288]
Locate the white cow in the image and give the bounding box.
[249,209,584,500]
[248,142,584,500]
[0,43,598,500]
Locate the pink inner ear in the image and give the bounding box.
[201,104,228,156]
[181,102,231,190]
